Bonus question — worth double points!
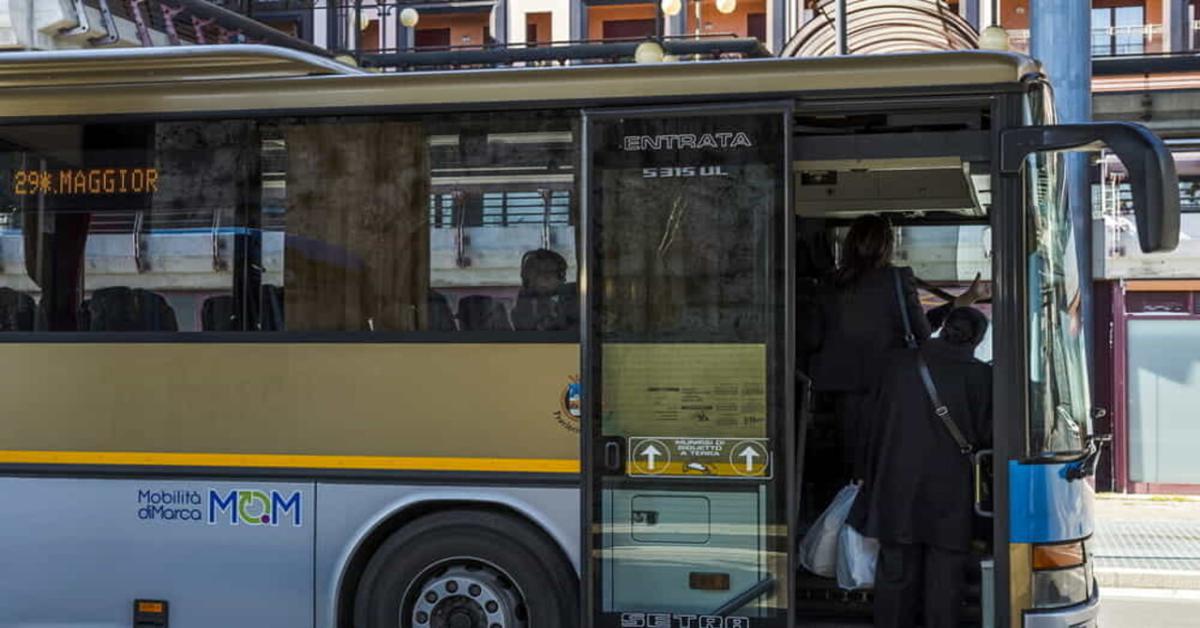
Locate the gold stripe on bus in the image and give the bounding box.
[0,450,580,474]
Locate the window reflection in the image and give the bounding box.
[1026,149,1091,455]
[0,112,579,335]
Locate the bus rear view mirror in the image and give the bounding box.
[1000,122,1180,254]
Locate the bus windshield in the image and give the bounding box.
[1024,84,1092,457]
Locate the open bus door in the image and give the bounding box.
[580,104,796,628]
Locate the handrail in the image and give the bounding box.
[167,0,334,57]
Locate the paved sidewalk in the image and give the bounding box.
[1100,588,1200,627]
[1093,495,1200,589]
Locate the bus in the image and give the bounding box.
[0,44,1179,628]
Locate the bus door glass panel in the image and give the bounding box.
[1024,149,1091,456]
[587,109,788,627]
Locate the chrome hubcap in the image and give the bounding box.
[408,563,527,628]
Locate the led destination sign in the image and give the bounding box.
[13,167,159,196]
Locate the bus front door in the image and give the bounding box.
[581,105,794,628]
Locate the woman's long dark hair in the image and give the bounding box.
[835,214,894,287]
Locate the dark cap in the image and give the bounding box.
[941,306,989,348]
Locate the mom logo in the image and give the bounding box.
[208,489,302,527]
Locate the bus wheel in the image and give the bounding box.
[353,509,578,628]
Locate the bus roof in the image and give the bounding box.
[0,45,364,87]
[0,45,1041,119]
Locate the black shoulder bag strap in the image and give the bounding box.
[892,268,974,456]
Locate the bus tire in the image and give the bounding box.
[353,509,578,628]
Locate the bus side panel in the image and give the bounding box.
[0,343,580,463]
[314,483,580,628]
[0,477,315,628]
[1008,461,1095,543]
[1007,461,1097,628]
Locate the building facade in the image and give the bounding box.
[0,0,334,51]
[1090,48,1200,493]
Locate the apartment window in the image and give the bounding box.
[415,28,452,50]
[251,2,313,43]
[747,12,766,41]
[526,11,552,46]
[1127,292,1191,314]
[588,2,657,41]
[1092,4,1145,57]
[361,19,381,52]
[602,18,656,40]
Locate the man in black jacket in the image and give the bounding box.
[850,306,992,628]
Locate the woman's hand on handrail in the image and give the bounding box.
[953,273,992,308]
[913,273,992,307]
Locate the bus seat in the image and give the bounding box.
[261,284,285,331]
[512,283,578,331]
[559,282,580,330]
[457,295,512,331]
[201,295,237,331]
[427,290,457,331]
[0,287,35,331]
[82,287,179,332]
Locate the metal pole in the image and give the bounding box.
[354,0,363,53]
[980,0,997,28]
[654,1,664,41]
[1030,0,1094,378]
[834,0,848,55]
[1164,0,1188,52]
[962,0,979,31]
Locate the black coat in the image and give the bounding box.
[806,266,937,478]
[849,339,993,552]
[809,266,931,394]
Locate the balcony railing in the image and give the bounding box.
[1008,23,1200,58]
[357,34,767,71]
[1092,23,1164,57]
[74,0,329,54]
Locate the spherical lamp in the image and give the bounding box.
[400,7,420,28]
[715,0,737,15]
[660,0,682,17]
[978,25,1010,51]
[635,40,665,64]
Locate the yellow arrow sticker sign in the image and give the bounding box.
[627,436,771,479]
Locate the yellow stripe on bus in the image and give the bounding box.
[0,450,580,474]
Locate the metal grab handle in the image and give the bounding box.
[604,441,621,472]
[133,210,148,273]
[1067,434,1112,481]
[89,0,121,46]
[453,190,468,268]
[973,449,994,519]
[210,209,224,271]
[538,188,552,250]
[711,577,775,617]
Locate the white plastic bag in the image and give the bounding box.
[798,483,859,577]
[836,520,880,590]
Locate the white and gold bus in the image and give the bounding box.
[0,44,1179,628]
